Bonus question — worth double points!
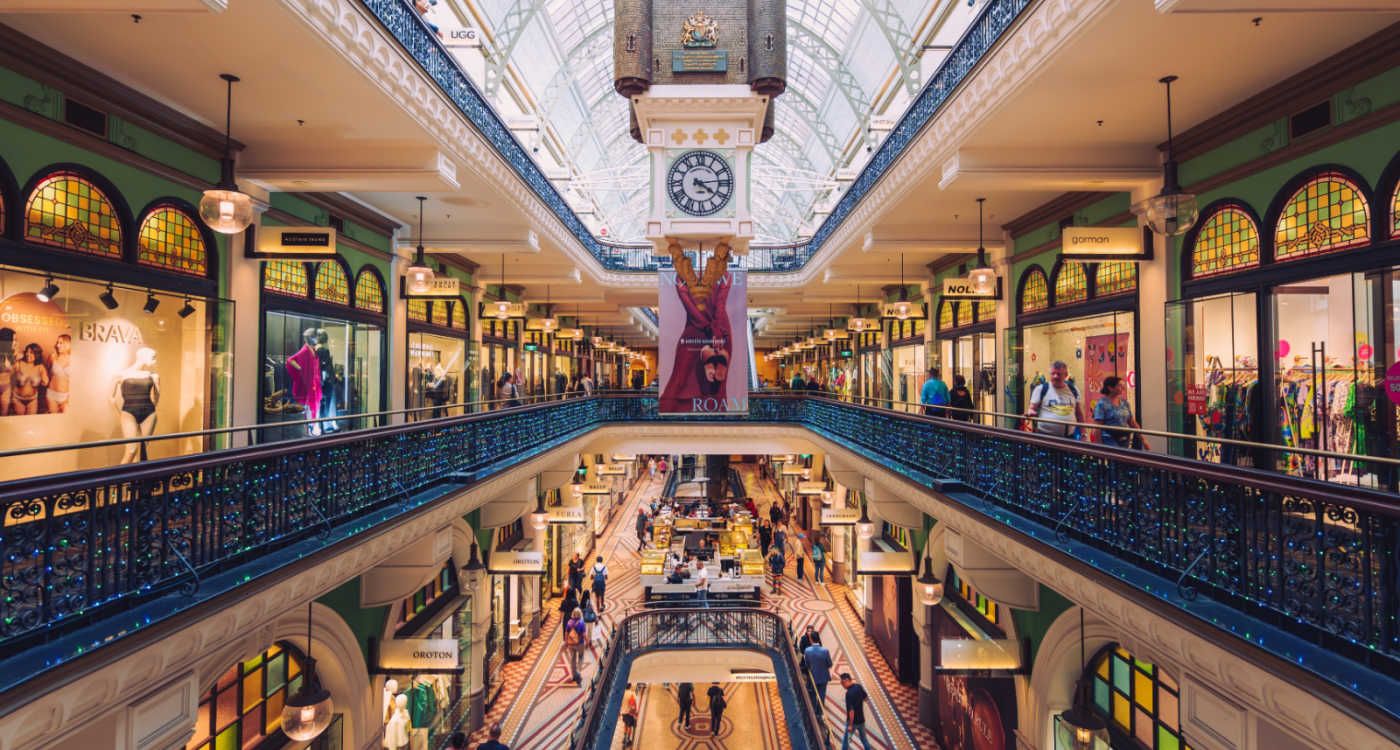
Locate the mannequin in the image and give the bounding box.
[384,693,410,750]
[315,329,338,433]
[285,328,322,434]
[382,678,399,724]
[112,347,160,464]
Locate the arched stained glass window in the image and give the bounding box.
[1021,268,1049,313]
[452,299,467,329]
[408,298,429,322]
[1085,645,1191,750]
[938,300,955,330]
[354,269,384,313]
[264,260,309,297]
[185,643,304,750]
[313,262,350,305]
[25,171,123,257]
[1053,261,1088,305]
[138,206,208,276]
[1391,183,1399,239]
[1096,261,1138,297]
[976,299,996,323]
[952,301,967,328]
[1274,172,1370,261]
[1191,205,1260,278]
[431,300,449,327]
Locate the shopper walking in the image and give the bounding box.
[1094,375,1149,449]
[768,545,786,595]
[839,673,872,749]
[707,682,727,735]
[580,590,598,643]
[677,681,695,729]
[559,586,578,630]
[647,457,657,478]
[695,559,710,601]
[758,520,773,557]
[804,634,833,703]
[949,373,975,421]
[621,683,640,745]
[476,723,509,750]
[567,552,585,592]
[920,367,949,417]
[635,509,649,551]
[564,608,587,683]
[590,555,609,611]
[1026,360,1083,438]
[811,538,826,583]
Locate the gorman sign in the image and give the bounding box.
[1060,226,1151,261]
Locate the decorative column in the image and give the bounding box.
[228,215,262,445]
[1134,178,1170,443]
[388,232,409,425]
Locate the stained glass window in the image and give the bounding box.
[1088,646,1191,750]
[1191,205,1260,278]
[1274,172,1370,261]
[1096,261,1138,297]
[185,643,304,750]
[452,299,468,329]
[25,171,123,257]
[976,299,996,323]
[1390,183,1399,239]
[1021,268,1049,313]
[952,301,967,328]
[1053,261,1088,305]
[431,300,449,327]
[313,262,350,305]
[264,260,309,297]
[354,269,384,313]
[938,300,955,330]
[408,298,429,322]
[948,568,998,624]
[137,206,208,276]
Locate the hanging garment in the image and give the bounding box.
[384,706,410,750]
[408,680,437,728]
[286,344,322,417]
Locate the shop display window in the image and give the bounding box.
[0,268,232,478]
[1273,171,1370,261]
[1190,204,1260,279]
[1081,646,1190,750]
[1053,261,1089,305]
[264,260,309,297]
[1020,267,1049,313]
[1095,261,1138,297]
[313,262,350,306]
[408,331,465,417]
[24,170,122,258]
[185,643,306,750]
[1165,293,1260,466]
[137,205,209,276]
[261,310,384,434]
[1021,311,1135,420]
[354,268,385,313]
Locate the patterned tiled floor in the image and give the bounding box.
[471,465,940,749]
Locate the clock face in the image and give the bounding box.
[667,150,734,216]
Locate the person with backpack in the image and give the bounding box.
[590,555,609,611]
[768,545,786,595]
[563,608,587,683]
[1026,360,1083,439]
[811,539,826,583]
[707,682,727,735]
[920,367,950,417]
[579,590,599,643]
[621,683,640,745]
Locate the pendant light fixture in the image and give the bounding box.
[1133,75,1199,237]
[891,254,913,320]
[856,502,874,540]
[530,492,549,531]
[538,285,558,332]
[968,197,996,294]
[493,257,512,320]
[1055,608,1109,750]
[199,74,256,235]
[848,285,873,332]
[916,555,943,606]
[281,604,333,741]
[406,195,435,294]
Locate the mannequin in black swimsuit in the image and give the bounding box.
[113,347,160,464]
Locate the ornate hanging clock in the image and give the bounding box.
[666,150,734,216]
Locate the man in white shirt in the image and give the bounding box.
[695,560,710,601]
[1026,360,1083,438]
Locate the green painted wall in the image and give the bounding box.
[264,192,392,280]
[317,578,389,666]
[1012,584,1075,666]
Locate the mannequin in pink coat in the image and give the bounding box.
[285,327,322,434]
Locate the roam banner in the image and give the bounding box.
[657,268,749,414]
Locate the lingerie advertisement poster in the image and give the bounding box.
[657,267,748,415]
[929,604,1018,750]
[0,293,74,417]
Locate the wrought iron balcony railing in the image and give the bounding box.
[357,0,1035,272]
[1,394,1395,723]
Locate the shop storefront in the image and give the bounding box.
[1008,256,1140,423]
[553,337,579,391]
[0,164,233,477]
[520,330,548,396]
[1167,163,1400,487]
[481,319,518,403]
[865,521,918,684]
[485,520,539,664]
[259,258,386,439]
[891,317,927,412]
[854,331,882,401]
[928,567,1019,750]
[406,297,470,419]
[544,486,589,597]
[936,298,997,422]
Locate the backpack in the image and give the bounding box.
[583,602,597,623]
[592,565,608,587]
[1033,380,1078,404]
[565,622,581,646]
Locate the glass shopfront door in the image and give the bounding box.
[938,332,996,422]
[262,310,383,439]
[1020,311,1136,428]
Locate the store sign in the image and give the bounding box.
[880,301,919,319]
[796,481,826,496]
[484,301,527,319]
[401,275,460,298]
[445,27,481,48]
[938,638,1022,671]
[252,226,338,260]
[821,507,861,526]
[941,277,1002,300]
[523,343,539,352]
[1386,361,1400,405]
[598,464,626,477]
[1186,385,1209,416]
[487,549,545,575]
[554,327,583,340]
[548,501,586,524]
[731,671,777,682]
[856,549,916,575]
[1060,226,1150,261]
[379,638,459,670]
[580,482,612,495]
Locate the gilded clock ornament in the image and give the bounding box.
[681,11,719,48]
[667,150,734,217]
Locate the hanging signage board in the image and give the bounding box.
[941,276,1003,300]
[880,302,919,319]
[821,507,861,526]
[846,317,878,332]
[487,549,545,575]
[555,327,583,340]
[855,549,916,575]
[401,275,461,298]
[657,269,750,415]
[1060,226,1151,261]
[781,464,807,477]
[250,226,338,260]
[580,482,612,495]
[938,638,1023,671]
[378,638,460,671]
[524,317,559,331]
[796,481,826,496]
[547,501,586,524]
[598,464,627,477]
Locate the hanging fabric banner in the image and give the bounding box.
[657,267,749,414]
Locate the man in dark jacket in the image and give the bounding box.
[707,683,727,735]
[677,681,695,729]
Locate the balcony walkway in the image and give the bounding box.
[468,466,935,749]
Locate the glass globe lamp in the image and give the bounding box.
[968,265,996,295]
[199,188,255,235]
[281,674,332,741]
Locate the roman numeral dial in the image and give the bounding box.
[666,150,734,217]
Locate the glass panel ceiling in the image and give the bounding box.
[456,0,942,243]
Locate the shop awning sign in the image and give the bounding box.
[378,638,460,671]
[251,226,338,260]
[580,482,612,495]
[487,549,546,575]
[598,464,627,477]
[401,275,461,299]
[796,481,826,496]
[821,507,861,526]
[941,276,1002,300]
[938,638,1023,672]
[855,549,916,575]
[1060,226,1152,261]
[547,501,586,524]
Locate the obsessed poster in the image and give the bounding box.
[657,268,748,414]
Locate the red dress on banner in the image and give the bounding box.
[286,344,322,418]
[659,272,731,413]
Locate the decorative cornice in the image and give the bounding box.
[1001,191,1114,238]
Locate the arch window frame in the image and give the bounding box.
[1051,258,1089,306]
[1080,643,1191,750]
[22,166,127,260]
[262,259,312,298]
[1018,265,1050,315]
[311,257,353,306]
[186,642,307,750]
[353,266,386,313]
[937,297,956,331]
[135,200,214,278]
[1185,201,1262,281]
[1270,168,1371,262]
[1094,260,1139,298]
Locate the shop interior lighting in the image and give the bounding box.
[280,603,333,741]
[177,297,196,319]
[891,254,912,319]
[917,555,944,606]
[1133,75,1199,237]
[968,197,996,294]
[142,291,160,314]
[198,74,256,235]
[36,277,59,303]
[1056,608,1110,749]
[98,283,119,310]
[405,196,435,293]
